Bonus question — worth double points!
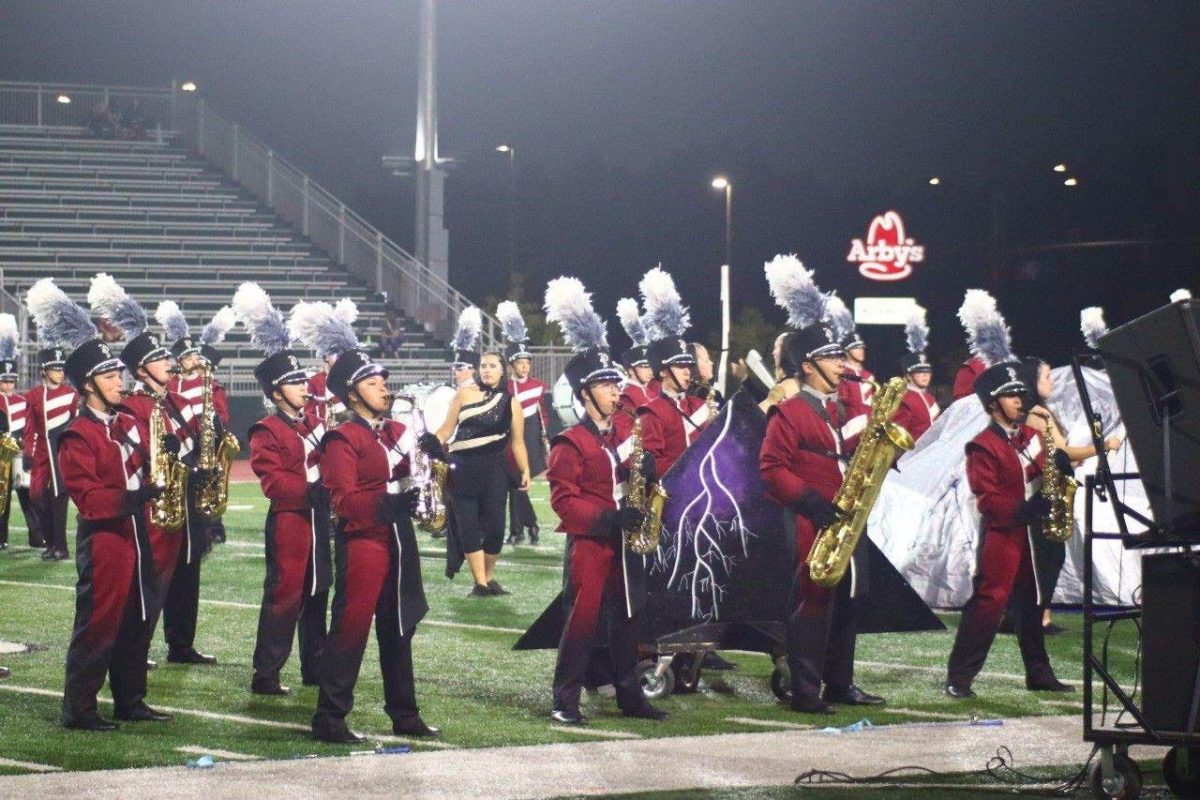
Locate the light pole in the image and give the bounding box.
[497,144,516,290]
[711,176,732,269]
[710,176,732,396]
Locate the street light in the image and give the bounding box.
[1064,177,1078,187]
[928,177,940,186]
[56,94,71,104]
[496,145,516,287]
[180,81,197,92]
[1053,163,1067,173]
[711,176,732,269]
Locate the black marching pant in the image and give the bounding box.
[449,452,507,556]
[0,486,39,547]
[163,545,201,654]
[34,489,70,554]
[785,574,861,700]
[508,486,537,536]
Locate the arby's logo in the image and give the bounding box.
[846,210,925,282]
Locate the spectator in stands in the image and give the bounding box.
[87,102,118,140]
[380,310,403,359]
[115,98,150,140]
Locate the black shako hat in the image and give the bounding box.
[0,358,18,380]
[504,339,532,363]
[620,345,649,370]
[39,346,67,369]
[563,347,624,397]
[779,323,845,377]
[170,335,201,360]
[254,349,308,396]
[973,360,1026,405]
[900,351,932,373]
[327,348,388,402]
[119,331,172,372]
[65,339,124,390]
[646,336,695,375]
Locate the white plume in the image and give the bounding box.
[763,253,828,330]
[1079,307,1107,349]
[1171,289,1192,303]
[334,298,359,325]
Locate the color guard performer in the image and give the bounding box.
[23,343,78,560]
[89,274,215,666]
[234,283,331,696]
[635,267,710,476]
[0,314,38,551]
[892,306,940,443]
[615,298,659,409]
[758,255,884,714]
[952,290,997,401]
[293,303,439,743]
[826,296,873,412]
[25,278,168,730]
[498,301,547,546]
[544,276,666,725]
[945,362,1074,698]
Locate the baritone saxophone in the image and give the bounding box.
[616,403,667,555]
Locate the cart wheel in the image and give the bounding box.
[1089,752,1142,800]
[672,653,701,694]
[1164,747,1200,799]
[638,659,675,701]
[770,660,791,702]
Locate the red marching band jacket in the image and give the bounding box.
[249,410,331,596]
[838,365,874,413]
[618,379,660,410]
[965,422,1049,602]
[321,415,428,635]
[57,408,155,617]
[636,390,710,476]
[546,413,650,617]
[167,372,231,427]
[305,370,346,422]
[23,383,79,496]
[759,390,868,593]
[893,387,941,443]
[952,356,987,402]
[507,376,548,429]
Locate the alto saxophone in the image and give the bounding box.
[195,364,240,519]
[394,392,449,533]
[617,403,668,555]
[149,394,188,531]
[0,432,21,517]
[1038,414,1078,542]
[807,376,914,588]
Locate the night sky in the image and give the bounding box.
[2,1,1197,374]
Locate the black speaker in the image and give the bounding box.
[1141,554,1200,732]
[1098,299,1200,535]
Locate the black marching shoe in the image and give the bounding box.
[145,659,158,670]
[1042,622,1067,636]
[0,542,7,551]
[63,712,119,732]
[251,680,291,696]
[468,583,492,598]
[312,719,366,744]
[115,702,173,722]
[392,716,441,738]
[167,648,217,665]
[53,549,70,561]
[527,525,540,545]
[789,694,835,715]
[944,683,977,699]
[487,580,510,596]
[40,548,57,560]
[1026,676,1074,693]
[822,684,885,706]
[623,705,668,721]
[0,666,9,679]
[550,708,588,725]
[505,530,525,546]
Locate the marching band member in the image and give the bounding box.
[945,361,1074,698]
[89,274,215,666]
[616,297,659,409]
[26,279,167,730]
[159,302,236,544]
[293,303,439,743]
[892,306,940,443]
[233,284,331,696]
[544,276,666,726]
[636,267,710,476]
[0,314,38,551]
[758,255,884,714]
[826,296,873,411]
[303,298,356,423]
[433,306,531,596]
[952,289,997,401]
[24,343,78,560]
[498,301,547,546]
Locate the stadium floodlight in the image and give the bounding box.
[1064,177,1078,186]
[711,176,728,190]
[495,144,511,153]
[180,81,198,92]
[1053,163,1067,173]
[928,177,940,185]
[56,94,71,104]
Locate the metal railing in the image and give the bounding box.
[0,80,175,133]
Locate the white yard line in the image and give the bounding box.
[723,716,816,730]
[883,707,970,720]
[0,580,525,635]
[856,659,1083,687]
[173,746,261,762]
[0,684,456,749]
[1038,699,1085,710]
[0,758,62,773]
[549,725,642,740]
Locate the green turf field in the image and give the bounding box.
[0,480,1139,776]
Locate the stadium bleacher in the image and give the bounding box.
[0,125,453,392]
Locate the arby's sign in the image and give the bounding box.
[846,210,925,282]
